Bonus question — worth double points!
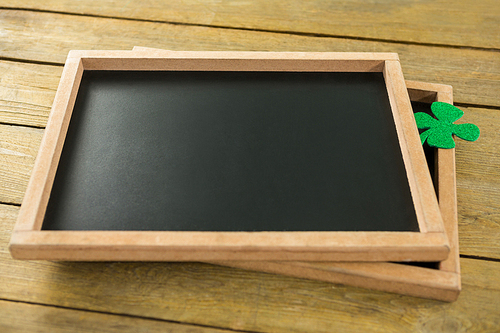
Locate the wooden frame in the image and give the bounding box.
[10,50,449,262]
[211,81,461,301]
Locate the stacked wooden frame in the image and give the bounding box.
[9,50,459,301]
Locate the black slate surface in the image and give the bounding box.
[43,71,419,232]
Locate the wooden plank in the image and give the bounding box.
[2,0,499,49]
[0,10,499,107]
[0,124,43,205]
[0,60,61,127]
[0,300,233,333]
[455,107,500,259]
[0,204,17,255]
[0,204,499,332]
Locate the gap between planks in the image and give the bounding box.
[0,121,46,130]
[453,102,500,112]
[0,56,64,67]
[1,7,499,53]
[460,254,500,264]
[0,202,20,207]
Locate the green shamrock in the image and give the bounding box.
[414,102,480,149]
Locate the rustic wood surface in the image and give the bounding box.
[0,1,499,331]
[2,0,498,49]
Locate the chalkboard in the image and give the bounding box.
[10,51,449,262]
[42,70,418,232]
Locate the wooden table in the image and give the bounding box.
[1,1,499,332]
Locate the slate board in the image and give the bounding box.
[42,71,419,232]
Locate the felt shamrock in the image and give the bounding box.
[414,102,480,149]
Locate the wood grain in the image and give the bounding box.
[2,0,499,49]
[0,300,233,333]
[0,60,61,127]
[455,107,500,259]
[0,1,498,331]
[0,204,499,332]
[0,124,43,205]
[0,10,499,107]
